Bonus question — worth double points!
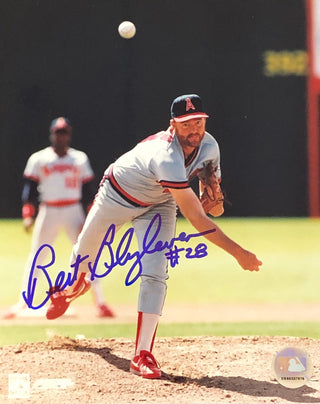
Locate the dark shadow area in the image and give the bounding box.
[0,0,308,217]
[73,344,319,403]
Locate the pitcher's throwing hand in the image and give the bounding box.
[235,248,262,272]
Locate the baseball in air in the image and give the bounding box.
[118,21,136,39]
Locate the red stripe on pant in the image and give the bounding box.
[135,311,158,354]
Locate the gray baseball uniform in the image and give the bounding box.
[71,127,221,315]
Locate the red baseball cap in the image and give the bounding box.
[50,117,72,132]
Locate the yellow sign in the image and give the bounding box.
[263,50,307,76]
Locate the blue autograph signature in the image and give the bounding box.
[23,213,216,309]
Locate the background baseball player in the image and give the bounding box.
[44,96,262,378]
[4,117,114,319]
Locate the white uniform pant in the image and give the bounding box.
[19,203,85,304]
[71,181,177,315]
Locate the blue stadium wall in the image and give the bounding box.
[0,0,307,217]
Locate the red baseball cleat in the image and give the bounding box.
[130,350,161,379]
[97,303,115,318]
[46,273,90,320]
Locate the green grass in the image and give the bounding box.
[1,217,320,345]
[167,217,320,304]
[1,322,319,346]
[1,217,320,305]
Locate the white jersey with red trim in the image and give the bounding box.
[23,146,94,204]
[107,128,221,206]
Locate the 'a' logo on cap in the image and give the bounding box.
[185,98,196,111]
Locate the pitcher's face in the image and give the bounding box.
[172,118,206,150]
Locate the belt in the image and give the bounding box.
[44,199,79,208]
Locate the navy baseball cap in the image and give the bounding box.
[50,117,72,132]
[170,94,209,122]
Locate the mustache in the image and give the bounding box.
[187,132,201,137]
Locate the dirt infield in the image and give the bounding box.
[1,303,319,403]
[2,301,320,325]
[0,335,319,404]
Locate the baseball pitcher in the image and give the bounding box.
[44,97,262,378]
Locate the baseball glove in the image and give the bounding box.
[197,161,224,217]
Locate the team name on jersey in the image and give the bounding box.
[41,164,80,177]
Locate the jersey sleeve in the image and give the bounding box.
[150,150,189,189]
[210,142,221,180]
[205,151,221,180]
[80,153,94,183]
[199,134,222,181]
[23,153,40,182]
